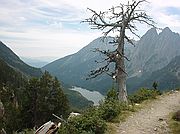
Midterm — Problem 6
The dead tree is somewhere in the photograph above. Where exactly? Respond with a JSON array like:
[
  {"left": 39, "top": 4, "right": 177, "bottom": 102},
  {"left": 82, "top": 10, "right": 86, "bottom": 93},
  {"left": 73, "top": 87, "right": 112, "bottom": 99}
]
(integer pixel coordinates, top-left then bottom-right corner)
[{"left": 83, "top": 0, "right": 156, "bottom": 102}]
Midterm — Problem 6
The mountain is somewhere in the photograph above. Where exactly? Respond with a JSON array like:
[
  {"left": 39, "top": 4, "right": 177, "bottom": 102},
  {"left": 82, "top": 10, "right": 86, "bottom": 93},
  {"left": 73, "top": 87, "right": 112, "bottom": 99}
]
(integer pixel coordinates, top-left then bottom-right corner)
[
  {"left": 20, "top": 57, "right": 49, "bottom": 68},
  {"left": 126, "top": 27, "right": 180, "bottom": 92},
  {"left": 43, "top": 27, "right": 180, "bottom": 94},
  {"left": 43, "top": 37, "right": 122, "bottom": 94},
  {"left": 127, "top": 55, "right": 180, "bottom": 93},
  {"left": 140, "top": 55, "right": 180, "bottom": 90},
  {"left": 0, "top": 41, "right": 42, "bottom": 77},
  {"left": 128, "top": 27, "right": 180, "bottom": 77}
]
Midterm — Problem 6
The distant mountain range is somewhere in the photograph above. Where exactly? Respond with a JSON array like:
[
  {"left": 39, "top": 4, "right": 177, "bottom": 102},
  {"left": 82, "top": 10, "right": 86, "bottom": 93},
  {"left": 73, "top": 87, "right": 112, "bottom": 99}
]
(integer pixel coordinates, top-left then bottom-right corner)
[
  {"left": 20, "top": 57, "right": 49, "bottom": 68},
  {"left": 43, "top": 27, "right": 180, "bottom": 95}
]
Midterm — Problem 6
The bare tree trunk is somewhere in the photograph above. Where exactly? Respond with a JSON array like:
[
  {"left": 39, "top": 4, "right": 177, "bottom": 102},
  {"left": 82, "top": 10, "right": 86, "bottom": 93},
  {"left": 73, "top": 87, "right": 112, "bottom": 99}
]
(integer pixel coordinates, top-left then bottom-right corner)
[
  {"left": 117, "top": 27, "right": 128, "bottom": 102},
  {"left": 117, "top": 59, "right": 128, "bottom": 102}
]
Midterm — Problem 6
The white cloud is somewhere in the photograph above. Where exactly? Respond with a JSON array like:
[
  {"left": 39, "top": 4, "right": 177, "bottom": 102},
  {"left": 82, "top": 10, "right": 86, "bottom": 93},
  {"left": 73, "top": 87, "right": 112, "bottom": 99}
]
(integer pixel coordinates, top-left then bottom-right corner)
[
  {"left": 0, "top": 26, "right": 101, "bottom": 58},
  {"left": 0, "top": 0, "right": 180, "bottom": 60}
]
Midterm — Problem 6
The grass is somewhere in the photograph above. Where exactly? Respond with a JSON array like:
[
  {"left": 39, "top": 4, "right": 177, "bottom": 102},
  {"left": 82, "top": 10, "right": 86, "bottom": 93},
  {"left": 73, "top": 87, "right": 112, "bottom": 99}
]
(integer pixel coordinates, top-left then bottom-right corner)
[
  {"left": 105, "top": 123, "right": 117, "bottom": 134},
  {"left": 168, "top": 112, "right": 180, "bottom": 134}
]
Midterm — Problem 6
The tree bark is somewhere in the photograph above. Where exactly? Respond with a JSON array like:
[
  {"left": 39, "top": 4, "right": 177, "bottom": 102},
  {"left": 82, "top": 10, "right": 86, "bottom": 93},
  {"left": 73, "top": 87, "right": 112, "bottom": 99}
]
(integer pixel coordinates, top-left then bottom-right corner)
[
  {"left": 117, "top": 60, "right": 128, "bottom": 102},
  {"left": 117, "top": 26, "right": 128, "bottom": 102}
]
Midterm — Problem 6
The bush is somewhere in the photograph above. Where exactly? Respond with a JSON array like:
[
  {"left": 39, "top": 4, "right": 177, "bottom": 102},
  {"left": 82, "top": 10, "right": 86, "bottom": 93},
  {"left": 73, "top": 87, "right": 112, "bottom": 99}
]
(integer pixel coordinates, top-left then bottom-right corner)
[
  {"left": 58, "top": 88, "right": 130, "bottom": 133},
  {"left": 58, "top": 107, "right": 107, "bottom": 134},
  {"left": 99, "top": 99, "right": 123, "bottom": 121},
  {"left": 58, "top": 123, "right": 79, "bottom": 134},
  {"left": 129, "top": 88, "right": 161, "bottom": 103},
  {"left": 98, "top": 89, "right": 128, "bottom": 121}
]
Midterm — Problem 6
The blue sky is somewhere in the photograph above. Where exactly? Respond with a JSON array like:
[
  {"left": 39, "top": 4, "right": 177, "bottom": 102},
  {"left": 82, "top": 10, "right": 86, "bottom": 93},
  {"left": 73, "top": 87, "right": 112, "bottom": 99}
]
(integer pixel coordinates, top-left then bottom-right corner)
[{"left": 0, "top": 0, "right": 180, "bottom": 61}]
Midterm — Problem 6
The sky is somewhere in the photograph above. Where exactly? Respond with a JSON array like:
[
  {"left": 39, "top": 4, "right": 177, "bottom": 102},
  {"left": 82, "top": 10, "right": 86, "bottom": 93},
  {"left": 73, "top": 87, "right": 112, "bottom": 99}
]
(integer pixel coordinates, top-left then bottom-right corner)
[{"left": 0, "top": 0, "right": 180, "bottom": 61}]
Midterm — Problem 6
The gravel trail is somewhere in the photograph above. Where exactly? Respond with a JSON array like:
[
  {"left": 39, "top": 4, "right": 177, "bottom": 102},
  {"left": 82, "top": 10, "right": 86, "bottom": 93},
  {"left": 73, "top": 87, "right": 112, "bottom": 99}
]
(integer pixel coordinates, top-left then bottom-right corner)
[{"left": 116, "top": 91, "right": 180, "bottom": 134}]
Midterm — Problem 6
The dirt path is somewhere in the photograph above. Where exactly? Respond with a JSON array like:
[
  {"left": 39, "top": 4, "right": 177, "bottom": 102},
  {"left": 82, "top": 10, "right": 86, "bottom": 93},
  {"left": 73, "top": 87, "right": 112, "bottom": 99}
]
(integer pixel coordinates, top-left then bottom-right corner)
[{"left": 116, "top": 91, "right": 180, "bottom": 134}]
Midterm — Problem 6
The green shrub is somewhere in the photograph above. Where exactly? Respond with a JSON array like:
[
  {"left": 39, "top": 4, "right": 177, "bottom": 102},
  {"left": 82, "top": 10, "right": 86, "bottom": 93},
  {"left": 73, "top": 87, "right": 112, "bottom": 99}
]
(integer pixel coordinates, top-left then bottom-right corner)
[
  {"left": 129, "top": 88, "right": 161, "bottom": 103},
  {"left": 58, "top": 88, "right": 131, "bottom": 133},
  {"left": 58, "top": 123, "right": 79, "bottom": 134},
  {"left": 98, "top": 99, "right": 120, "bottom": 121},
  {"left": 98, "top": 89, "right": 129, "bottom": 121},
  {"left": 58, "top": 107, "right": 106, "bottom": 134},
  {"left": 105, "top": 88, "right": 118, "bottom": 101}
]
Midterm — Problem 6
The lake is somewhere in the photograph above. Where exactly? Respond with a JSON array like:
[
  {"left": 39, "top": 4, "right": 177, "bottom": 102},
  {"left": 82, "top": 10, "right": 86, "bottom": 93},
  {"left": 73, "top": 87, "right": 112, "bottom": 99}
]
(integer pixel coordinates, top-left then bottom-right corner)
[{"left": 69, "top": 86, "right": 104, "bottom": 105}]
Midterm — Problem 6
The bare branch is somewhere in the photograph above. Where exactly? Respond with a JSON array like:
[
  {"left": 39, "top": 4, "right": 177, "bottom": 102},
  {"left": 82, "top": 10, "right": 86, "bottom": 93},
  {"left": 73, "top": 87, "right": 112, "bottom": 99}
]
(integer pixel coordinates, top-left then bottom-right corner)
[
  {"left": 84, "top": 0, "right": 156, "bottom": 84},
  {"left": 86, "top": 62, "right": 110, "bottom": 80},
  {"left": 125, "top": 35, "right": 135, "bottom": 46}
]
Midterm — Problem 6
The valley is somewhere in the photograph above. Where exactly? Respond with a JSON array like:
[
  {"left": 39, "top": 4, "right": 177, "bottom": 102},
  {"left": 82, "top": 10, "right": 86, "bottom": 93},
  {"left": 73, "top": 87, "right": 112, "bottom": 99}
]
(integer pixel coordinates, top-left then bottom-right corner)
[
  {"left": 1, "top": 0, "right": 180, "bottom": 133},
  {"left": 0, "top": 20, "right": 180, "bottom": 134}
]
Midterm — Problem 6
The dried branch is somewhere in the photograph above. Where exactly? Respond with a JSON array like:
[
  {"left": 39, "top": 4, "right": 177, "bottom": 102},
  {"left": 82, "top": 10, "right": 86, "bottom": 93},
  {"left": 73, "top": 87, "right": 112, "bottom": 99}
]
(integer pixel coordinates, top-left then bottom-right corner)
[
  {"left": 125, "top": 35, "right": 135, "bottom": 46},
  {"left": 86, "top": 62, "right": 110, "bottom": 80}
]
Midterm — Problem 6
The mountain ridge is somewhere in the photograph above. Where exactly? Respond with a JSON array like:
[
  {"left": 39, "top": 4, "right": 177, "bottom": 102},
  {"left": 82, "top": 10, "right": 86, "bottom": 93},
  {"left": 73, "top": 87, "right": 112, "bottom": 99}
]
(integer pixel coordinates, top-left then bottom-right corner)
[{"left": 43, "top": 27, "right": 180, "bottom": 94}]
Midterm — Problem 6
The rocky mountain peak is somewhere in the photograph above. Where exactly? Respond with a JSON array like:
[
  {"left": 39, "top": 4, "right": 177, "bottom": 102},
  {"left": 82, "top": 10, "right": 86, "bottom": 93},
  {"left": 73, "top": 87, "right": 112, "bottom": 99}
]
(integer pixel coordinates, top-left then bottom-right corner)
[
  {"left": 162, "top": 27, "right": 172, "bottom": 33},
  {"left": 159, "top": 27, "right": 175, "bottom": 38},
  {"left": 135, "top": 27, "right": 158, "bottom": 49},
  {"left": 147, "top": 27, "right": 157, "bottom": 34}
]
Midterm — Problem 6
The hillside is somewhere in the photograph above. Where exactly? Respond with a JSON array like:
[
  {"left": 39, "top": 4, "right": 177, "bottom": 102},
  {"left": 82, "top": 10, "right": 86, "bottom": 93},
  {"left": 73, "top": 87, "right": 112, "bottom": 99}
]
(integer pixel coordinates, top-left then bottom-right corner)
[
  {"left": 64, "top": 89, "right": 93, "bottom": 110},
  {"left": 0, "top": 41, "right": 42, "bottom": 77},
  {"left": 127, "top": 55, "right": 180, "bottom": 93},
  {"left": 0, "top": 41, "right": 92, "bottom": 109},
  {"left": 43, "top": 27, "right": 180, "bottom": 94},
  {"left": 0, "top": 58, "right": 26, "bottom": 87},
  {"left": 139, "top": 55, "right": 180, "bottom": 90}
]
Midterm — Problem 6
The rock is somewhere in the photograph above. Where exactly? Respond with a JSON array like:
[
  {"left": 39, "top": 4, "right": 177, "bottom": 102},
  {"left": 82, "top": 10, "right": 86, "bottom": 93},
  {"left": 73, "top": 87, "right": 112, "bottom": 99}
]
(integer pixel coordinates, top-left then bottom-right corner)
[
  {"left": 68, "top": 112, "right": 80, "bottom": 120},
  {"left": 0, "top": 128, "right": 7, "bottom": 134},
  {"left": 158, "top": 118, "right": 164, "bottom": 121},
  {"left": 0, "top": 100, "right": 4, "bottom": 118},
  {"left": 154, "top": 127, "right": 157, "bottom": 131}
]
